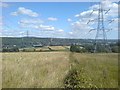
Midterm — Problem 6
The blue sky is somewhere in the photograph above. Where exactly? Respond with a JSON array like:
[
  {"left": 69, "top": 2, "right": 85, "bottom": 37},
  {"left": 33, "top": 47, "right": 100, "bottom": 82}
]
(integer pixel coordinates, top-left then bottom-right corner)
[{"left": 1, "top": 0, "right": 118, "bottom": 39}]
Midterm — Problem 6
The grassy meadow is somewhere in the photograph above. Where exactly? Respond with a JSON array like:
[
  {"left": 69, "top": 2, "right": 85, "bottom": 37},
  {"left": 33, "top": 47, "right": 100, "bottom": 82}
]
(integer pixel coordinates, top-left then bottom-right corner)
[
  {"left": 2, "top": 52, "right": 70, "bottom": 88},
  {"left": 2, "top": 51, "right": 118, "bottom": 88},
  {"left": 0, "top": 53, "right": 2, "bottom": 89},
  {"left": 65, "top": 53, "right": 118, "bottom": 88}
]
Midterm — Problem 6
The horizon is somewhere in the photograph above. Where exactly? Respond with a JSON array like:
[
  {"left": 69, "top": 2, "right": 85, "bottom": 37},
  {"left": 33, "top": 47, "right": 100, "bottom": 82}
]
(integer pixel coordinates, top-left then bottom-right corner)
[{"left": 1, "top": 36, "right": 118, "bottom": 40}]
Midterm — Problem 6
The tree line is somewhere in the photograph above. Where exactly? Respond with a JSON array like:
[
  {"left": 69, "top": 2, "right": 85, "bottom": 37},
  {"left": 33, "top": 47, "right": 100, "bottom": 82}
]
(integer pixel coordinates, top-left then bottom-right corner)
[{"left": 70, "top": 42, "right": 119, "bottom": 53}]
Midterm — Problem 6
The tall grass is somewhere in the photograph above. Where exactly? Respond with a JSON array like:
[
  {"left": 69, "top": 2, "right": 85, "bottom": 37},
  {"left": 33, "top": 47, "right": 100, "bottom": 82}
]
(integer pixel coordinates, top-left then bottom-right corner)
[
  {"left": 64, "top": 53, "right": 118, "bottom": 88},
  {"left": 2, "top": 52, "right": 118, "bottom": 88},
  {"left": 2, "top": 52, "right": 70, "bottom": 88},
  {"left": 0, "top": 53, "right": 2, "bottom": 89}
]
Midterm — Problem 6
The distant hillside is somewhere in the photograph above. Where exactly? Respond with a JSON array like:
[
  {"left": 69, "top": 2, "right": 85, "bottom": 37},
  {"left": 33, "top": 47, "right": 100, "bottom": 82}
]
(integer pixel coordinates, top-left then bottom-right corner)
[{"left": 1, "top": 37, "right": 118, "bottom": 48}]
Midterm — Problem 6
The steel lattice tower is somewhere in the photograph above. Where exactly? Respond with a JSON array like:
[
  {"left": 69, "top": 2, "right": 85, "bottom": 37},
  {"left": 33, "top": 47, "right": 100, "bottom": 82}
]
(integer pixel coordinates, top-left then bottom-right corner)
[{"left": 93, "top": 3, "right": 111, "bottom": 53}]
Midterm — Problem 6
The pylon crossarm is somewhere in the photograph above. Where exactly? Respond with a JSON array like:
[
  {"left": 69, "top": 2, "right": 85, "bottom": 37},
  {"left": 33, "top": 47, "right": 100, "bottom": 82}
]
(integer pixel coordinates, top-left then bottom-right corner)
[
  {"left": 89, "top": 29, "right": 96, "bottom": 32},
  {"left": 87, "top": 19, "right": 97, "bottom": 24},
  {"left": 89, "top": 9, "right": 99, "bottom": 16},
  {"left": 87, "top": 20, "right": 91, "bottom": 24},
  {"left": 105, "top": 29, "right": 112, "bottom": 32},
  {"left": 108, "top": 19, "right": 114, "bottom": 24},
  {"left": 104, "top": 9, "right": 110, "bottom": 14}
]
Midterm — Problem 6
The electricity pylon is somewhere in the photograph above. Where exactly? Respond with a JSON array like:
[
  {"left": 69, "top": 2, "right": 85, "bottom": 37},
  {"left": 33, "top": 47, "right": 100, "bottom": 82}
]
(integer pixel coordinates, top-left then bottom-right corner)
[{"left": 87, "top": 2, "right": 113, "bottom": 53}]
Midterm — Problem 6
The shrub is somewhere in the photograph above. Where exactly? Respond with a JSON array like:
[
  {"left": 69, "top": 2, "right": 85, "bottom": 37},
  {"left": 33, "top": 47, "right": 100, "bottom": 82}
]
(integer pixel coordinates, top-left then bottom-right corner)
[
  {"left": 64, "top": 67, "right": 98, "bottom": 88},
  {"left": 64, "top": 68, "right": 80, "bottom": 89},
  {"left": 22, "top": 48, "right": 35, "bottom": 52},
  {"left": 2, "top": 47, "right": 19, "bottom": 52},
  {"left": 70, "top": 45, "right": 87, "bottom": 53},
  {"left": 111, "top": 46, "right": 119, "bottom": 53}
]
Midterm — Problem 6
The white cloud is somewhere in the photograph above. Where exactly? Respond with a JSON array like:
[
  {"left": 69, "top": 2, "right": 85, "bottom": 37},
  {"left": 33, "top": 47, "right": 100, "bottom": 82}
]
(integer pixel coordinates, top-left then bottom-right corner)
[
  {"left": 58, "top": 29, "right": 64, "bottom": 32},
  {"left": 69, "top": 32, "right": 73, "bottom": 34},
  {"left": 67, "top": 18, "right": 72, "bottom": 22},
  {"left": 75, "top": 10, "right": 98, "bottom": 19},
  {"left": 3, "top": 0, "right": 117, "bottom": 39},
  {"left": 108, "top": 3, "right": 118, "bottom": 18},
  {"left": 0, "top": 16, "right": 2, "bottom": 34},
  {"left": 75, "top": 14, "right": 79, "bottom": 17},
  {"left": 38, "top": 24, "right": 55, "bottom": 31},
  {"left": 89, "top": 4, "right": 99, "bottom": 10},
  {"left": 0, "top": 16, "right": 2, "bottom": 26},
  {"left": 0, "top": 2, "right": 9, "bottom": 8},
  {"left": 11, "top": 7, "right": 39, "bottom": 17},
  {"left": 17, "top": 18, "right": 67, "bottom": 38},
  {"left": 18, "top": 18, "right": 56, "bottom": 31},
  {"left": 18, "top": 18, "right": 44, "bottom": 25},
  {"left": 48, "top": 17, "right": 58, "bottom": 21},
  {"left": 20, "top": 23, "right": 55, "bottom": 31},
  {"left": 101, "top": 0, "right": 112, "bottom": 9},
  {"left": 75, "top": 0, "right": 118, "bottom": 19},
  {"left": 71, "top": 21, "right": 91, "bottom": 31},
  {"left": 0, "top": 22, "right": 2, "bottom": 25},
  {"left": 2, "top": 29, "right": 25, "bottom": 37},
  {"left": 10, "top": 12, "right": 17, "bottom": 16}
]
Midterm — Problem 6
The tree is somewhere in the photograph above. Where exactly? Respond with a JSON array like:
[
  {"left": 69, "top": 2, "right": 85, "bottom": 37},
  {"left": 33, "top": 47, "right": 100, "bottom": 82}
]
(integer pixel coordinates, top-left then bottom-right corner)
[
  {"left": 2, "top": 47, "right": 19, "bottom": 52},
  {"left": 70, "top": 45, "right": 87, "bottom": 53}
]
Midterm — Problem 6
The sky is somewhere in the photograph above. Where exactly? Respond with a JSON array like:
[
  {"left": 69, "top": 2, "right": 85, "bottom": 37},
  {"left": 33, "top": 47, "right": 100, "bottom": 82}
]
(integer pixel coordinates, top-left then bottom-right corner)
[{"left": 0, "top": 0, "right": 118, "bottom": 39}]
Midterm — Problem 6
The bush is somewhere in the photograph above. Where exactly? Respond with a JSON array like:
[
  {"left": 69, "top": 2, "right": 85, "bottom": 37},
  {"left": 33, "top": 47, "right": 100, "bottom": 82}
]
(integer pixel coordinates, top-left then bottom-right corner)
[
  {"left": 22, "top": 48, "right": 35, "bottom": 52},
  {"left": 64, "top": 68, "right": 80, "bottom": 89},
  {"left": 84, "top": 44, "right": 94, "bottom": 53},
  {"left": 2, "top": 48, "right": 8, "bottom": 52},
  {"left": 64, "top": 67, "right": 97, "bottom": 88},
  {"left": 70, "top": 45, "right": 87, "bottom": 53},
  {"left": 2, "top": 47, "right": 19, "bottom": 52},
  {"left": 111, "top": 46, "right": 119, "bottom": 53},
  {"left": 12, "top": 47, "right": 19, "bottom": 52}
]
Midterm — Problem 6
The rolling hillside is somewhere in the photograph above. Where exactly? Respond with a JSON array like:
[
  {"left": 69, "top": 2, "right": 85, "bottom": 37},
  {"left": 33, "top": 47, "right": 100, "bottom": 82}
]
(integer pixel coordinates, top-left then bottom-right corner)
[{"left": 1, "top": 37, "right": 117, "bottom": 48}]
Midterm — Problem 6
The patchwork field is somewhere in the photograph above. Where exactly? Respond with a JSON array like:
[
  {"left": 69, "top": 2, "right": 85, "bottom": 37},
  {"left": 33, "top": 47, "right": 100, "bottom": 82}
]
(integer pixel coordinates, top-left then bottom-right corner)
[
  {"left": 19, "top": 46, "right": 70, "bottom": 52},
  {"left": 2, "top": 52, "right": 118, "bottom": 88}
]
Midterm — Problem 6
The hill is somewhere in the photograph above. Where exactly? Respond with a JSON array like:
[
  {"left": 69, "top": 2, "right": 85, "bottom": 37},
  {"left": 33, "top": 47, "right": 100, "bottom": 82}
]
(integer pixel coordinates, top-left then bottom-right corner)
[{"left": 1, "top": 37, "right": 118, "bottom": 48}]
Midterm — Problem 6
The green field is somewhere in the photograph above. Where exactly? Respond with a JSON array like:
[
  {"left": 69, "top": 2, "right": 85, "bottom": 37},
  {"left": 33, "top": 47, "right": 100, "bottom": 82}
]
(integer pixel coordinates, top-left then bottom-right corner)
[
  {"left": 19, "top": 46, "right": 70, "bottom": 52},
  {"left": 2, "top": 52, "right": 118, "bottom": 88}
]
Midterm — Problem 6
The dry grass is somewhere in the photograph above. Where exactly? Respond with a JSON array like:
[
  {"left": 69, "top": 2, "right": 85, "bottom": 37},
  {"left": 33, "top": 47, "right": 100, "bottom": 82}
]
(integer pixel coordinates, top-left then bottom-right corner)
[
  {"left": 69, "top": 53, "right": 118, "bottom": 88},
  {"left": 35, "top": 46, "right": 70, "bottom": 51},
  {"left": 2, "top": 52, "right": 70, "bottom": 88},
  {"left": 35, "top": 47, "right": 50, "bottom": 52},
  {"left": 2, "top": 52, "right": 118, "bottom": 88},
  {"left": 49, "top": 46, "right": 69, "bottom": 51},
  {"left": 0, "top": 53, "right": 2, "bottom": 89}
]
